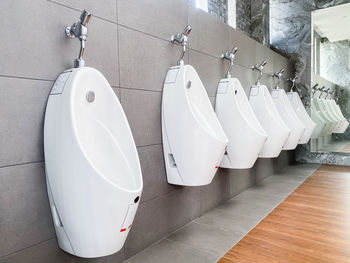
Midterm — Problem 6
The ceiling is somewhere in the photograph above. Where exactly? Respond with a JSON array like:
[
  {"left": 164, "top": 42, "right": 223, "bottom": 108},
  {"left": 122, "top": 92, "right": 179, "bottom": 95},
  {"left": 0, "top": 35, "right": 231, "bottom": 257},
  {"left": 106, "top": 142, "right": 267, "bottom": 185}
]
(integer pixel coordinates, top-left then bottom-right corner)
[{"left": 313, "top": 3, "right": 350, "bottom": 42}]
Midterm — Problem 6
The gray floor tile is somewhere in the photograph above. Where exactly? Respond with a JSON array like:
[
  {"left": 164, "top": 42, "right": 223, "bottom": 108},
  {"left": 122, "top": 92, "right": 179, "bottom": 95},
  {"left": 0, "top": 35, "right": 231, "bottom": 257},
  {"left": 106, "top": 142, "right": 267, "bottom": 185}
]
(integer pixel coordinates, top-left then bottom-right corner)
[
  {"left": 195, "top": 208, "right": 262, "bottom": 234},
  {"left": 126, "top": 238, "right": 217, "bottom": 263},
  {"left": 167, "top": 222, "right": 244, "bottom": 258}
]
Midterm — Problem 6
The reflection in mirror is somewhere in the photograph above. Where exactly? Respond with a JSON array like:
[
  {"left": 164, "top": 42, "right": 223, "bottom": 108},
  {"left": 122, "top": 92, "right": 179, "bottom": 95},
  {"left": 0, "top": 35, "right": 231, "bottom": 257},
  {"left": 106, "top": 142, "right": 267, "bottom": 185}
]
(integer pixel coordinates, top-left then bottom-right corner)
[{"left": 311, "top": 3, "right": 350, "bottom": 153}]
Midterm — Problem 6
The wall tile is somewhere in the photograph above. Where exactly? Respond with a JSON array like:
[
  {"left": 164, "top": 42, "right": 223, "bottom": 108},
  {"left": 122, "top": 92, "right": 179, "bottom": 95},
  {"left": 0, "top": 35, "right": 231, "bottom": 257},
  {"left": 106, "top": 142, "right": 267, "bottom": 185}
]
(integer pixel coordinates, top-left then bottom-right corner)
[
  {"left": 137, "top": 144, "right": 179, "bottom": 203},
  {"left": 222, "top": 168, "right": 256, "bottom": 198},
  {"left": 0, "top": 0, "right": 119, "bottom": 86},
  {"left": 199, "top": 171, "right": 231, "bottom": 214},
  {"left": 0, "top": 77, "right": 52, "bottom": 166},
  {"left": 121, "top": 89, "right": 162, "bottom": 147},
  {"left": 118, "top": 0, "right": 188, "bottom": 40},
  {"left": 118, "top": 26, "right": 186, "bottom": 92},
  {"left": 0, "top": 238, "right": 125, "bottom": 263},
  {"left": 228, "top": 28, "right": 257, "bottom": 69},
  {"left": 48, "top": 0, "right": 118, "bottom": 22},
  {"left": 124, "top": 187, "right": 201, "bottom": 258},
  {"left": 188, "top": 3, "right": 230, "bottom": 57},
  {"left": 189, "top": 49, "right": 226, "bottom": 97},
  {"left": 0, "top": 163, "right": 54, "bottom": 257}
]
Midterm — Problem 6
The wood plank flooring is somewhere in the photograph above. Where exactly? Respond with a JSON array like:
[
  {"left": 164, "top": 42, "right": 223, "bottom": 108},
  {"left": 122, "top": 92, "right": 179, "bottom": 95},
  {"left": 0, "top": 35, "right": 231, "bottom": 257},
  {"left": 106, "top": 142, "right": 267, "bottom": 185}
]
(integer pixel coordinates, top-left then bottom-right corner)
[{"left": 218, "top": 164, "right": 350, "bottom": 263}]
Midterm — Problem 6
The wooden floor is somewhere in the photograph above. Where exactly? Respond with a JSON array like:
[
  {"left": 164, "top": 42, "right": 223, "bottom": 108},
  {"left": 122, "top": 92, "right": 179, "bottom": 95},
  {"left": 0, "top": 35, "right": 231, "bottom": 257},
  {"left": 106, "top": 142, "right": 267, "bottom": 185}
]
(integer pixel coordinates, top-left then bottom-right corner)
[{"left": 218, "top": 164, "right": 350, "bottom": 263}]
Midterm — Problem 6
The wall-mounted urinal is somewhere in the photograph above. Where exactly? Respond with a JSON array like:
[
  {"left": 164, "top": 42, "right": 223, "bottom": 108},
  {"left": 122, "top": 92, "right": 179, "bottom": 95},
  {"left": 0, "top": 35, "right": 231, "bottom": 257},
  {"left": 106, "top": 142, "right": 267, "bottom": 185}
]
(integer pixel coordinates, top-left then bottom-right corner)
[
  {"left": 288, "top": 92, "right": 316, "bottom": 144},
  {"left": 312, "top": 98, "right": 337, "bottom": 134},
  {"left": 286, "top": 76, "right": 315, "bottom": 144},
  {"left": 215, "top": 48, "right": 267, "bottom": 169},
  {"left": 333, "top": 102, "right": 349, "bottom": 133},
  {"left": 44, "top": 12, "right": 143, "bottom": 258},
  {"left": 320, "top": 99, "right": 342, "bottom": 131},
  {"left": 270, "top": 69, "right": 305, "bottom": 150},
  {"left": 248, "top": 61, "right": 290, "bottom": 158},
  {"left": 325, "top": 99, "right": 347, "bottom": 133},
  {"left": 162, "top": 27, "right": 228, "bottom": 186},
  {"left": 311, "top": 102, "right": 327, "bottom": 139}
]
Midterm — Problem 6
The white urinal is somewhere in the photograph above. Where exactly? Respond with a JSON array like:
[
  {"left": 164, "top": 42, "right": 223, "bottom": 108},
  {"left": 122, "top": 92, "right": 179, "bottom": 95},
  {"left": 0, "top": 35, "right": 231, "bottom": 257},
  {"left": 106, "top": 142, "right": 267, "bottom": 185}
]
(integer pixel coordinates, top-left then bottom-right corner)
[
  {"left": 249, "top": 85, "right": 290, "bottom": 158},
  {"left": 334, "top": 103, "right": 349, "bottom": 133},
  {"left": 321, "top": 99, "right": 342, "bottom": 131},
  {"left": 312, "top": 98, "right": 336, "bottom": 134},
  {"left": 287, "top": 92, "right": 316, "bottom": 144},
  {"left": 215, "top": 78, "right": 267, "bottom": 169},
  {"left": 271, "top": 89, "right": 305, "bottom": 150},
  {"left": 44, "top": 67, "right": 143, "bottom": 258},
  {"left": 311, "top": 102, "right": 327, "bottom": 139},
  {"left": 162, "top": 64, "right": 228, "bottom": 186},
  {"left": 326, "top": 100, "right": 347, "bottom": 133}
]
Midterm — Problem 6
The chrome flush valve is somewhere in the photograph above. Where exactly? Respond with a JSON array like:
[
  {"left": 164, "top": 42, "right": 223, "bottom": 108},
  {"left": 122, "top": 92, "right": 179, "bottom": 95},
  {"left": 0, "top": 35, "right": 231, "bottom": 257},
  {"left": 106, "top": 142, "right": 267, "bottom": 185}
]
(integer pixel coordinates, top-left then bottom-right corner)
[
  {"left": 252, "top": 60, "right": 267, "bottom": 85},
  {"left": 288, "top": 75, "right": 298, "bottom": 92},
  {"left": 272, "top": 68, "right": 285, "bottom": 89},
  {"left": 221, "top": 46, "right": 238, "bottom": 78},
  {"left": 65, "top": 10, "right": 92, "bottom": 68},
  {"left": 171, "top": 25, "right": 192, "bottom": 65}
]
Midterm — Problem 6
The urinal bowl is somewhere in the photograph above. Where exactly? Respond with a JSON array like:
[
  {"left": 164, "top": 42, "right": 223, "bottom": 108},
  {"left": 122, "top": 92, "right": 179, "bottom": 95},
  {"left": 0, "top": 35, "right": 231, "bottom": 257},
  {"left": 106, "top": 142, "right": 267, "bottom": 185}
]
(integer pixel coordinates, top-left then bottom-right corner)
[
  {"left": 215, "top": 78, "right": 267, "bottom": 169},
  {"left": 287, "top": 92, "right": 316, "bottom": 144},
  {"left": 271, "top": 89, "right": 305, "bottom": 150},
  {"left": 312, "top": 98, "right": 336, "bottom": 135},
  {"left": 311, "top": 103, "right": 326, "bottom": 139},
  {"left": 249, "top": 85, "right": 290, "bottom": 158},
  {"left": 162, "top": 64, "right": 228, "bottom": 186},
  {"left": 44, "top": 67, "right": 143, "bottom": 258}
]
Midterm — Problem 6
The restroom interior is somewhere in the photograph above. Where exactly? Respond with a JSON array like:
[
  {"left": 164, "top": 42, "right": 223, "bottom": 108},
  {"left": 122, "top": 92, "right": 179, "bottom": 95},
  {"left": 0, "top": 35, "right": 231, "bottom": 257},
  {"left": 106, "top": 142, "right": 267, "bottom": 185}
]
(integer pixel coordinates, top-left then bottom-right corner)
[{"left": 1, "top": 0, "right": 350, "bottom": 262}]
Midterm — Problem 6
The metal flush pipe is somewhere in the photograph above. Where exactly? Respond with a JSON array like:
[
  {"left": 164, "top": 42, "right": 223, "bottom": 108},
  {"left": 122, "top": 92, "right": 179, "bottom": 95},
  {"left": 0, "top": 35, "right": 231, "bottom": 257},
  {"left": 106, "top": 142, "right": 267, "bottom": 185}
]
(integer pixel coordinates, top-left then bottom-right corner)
[
  {"left": 288, "top": 75, "right": 298, "bottom": 92},
  {"left": 252, "top": 60, "right": 267, "bottom": 85},
  {"left": 312, "top": 83, "right": 319, "bottom": 96},
  {"left": 171, "top": 25, "right": 192, "bottom": 65},
  {"left": 221, "top": 46, "right": 238, "bottom": 78},
  {"left": 65, "top": 10, "right": 92, "bottom": 68},
  {"left": 271, "top": 68, "right": 285, "bottom": 89}
]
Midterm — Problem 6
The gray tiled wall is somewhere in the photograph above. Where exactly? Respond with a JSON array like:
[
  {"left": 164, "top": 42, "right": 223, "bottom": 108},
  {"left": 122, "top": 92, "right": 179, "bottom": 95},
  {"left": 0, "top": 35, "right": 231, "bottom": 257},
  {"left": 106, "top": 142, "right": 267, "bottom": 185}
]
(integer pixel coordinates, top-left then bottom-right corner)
[{"left": 0, "top": 0, "right": 294, "bottom": 262}]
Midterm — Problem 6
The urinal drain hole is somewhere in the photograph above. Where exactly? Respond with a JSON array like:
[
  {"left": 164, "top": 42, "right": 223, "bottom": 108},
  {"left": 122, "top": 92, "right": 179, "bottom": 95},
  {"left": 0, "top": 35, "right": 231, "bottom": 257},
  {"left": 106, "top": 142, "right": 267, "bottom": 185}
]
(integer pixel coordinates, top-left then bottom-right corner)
[
  {"left": 186, "top": 81, "right": 191, "bottom": 89},
  {"left": 235, "top": 90, "right": 237, "bottom": 95},
  {"left": 134, "top": 196, "right": 140, "bottom": 203}
]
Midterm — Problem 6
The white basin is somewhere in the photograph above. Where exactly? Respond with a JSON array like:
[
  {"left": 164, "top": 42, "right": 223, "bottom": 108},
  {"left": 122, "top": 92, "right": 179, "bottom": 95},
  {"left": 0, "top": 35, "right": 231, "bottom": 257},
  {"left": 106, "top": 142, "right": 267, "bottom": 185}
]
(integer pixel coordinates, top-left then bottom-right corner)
[
  {"left": 249, "top": 85, "right": 290, "bottom": 158},
  {"left": 44, "top": 67, "right": 143, "bottom": 258},
  {"left": 271, "top": 89, "right": 305, "bottom": 150},
  {"left": 311, "top": 102, "right": 327, "bottom": 139},
  {"left": 287, "top": 91, "right": 316, "bottom": 144},
  {"left": 215, "top": 78, "right": 267, "bottom": 169},
  {"left": 162, "top": 64, "right": 228, "bottom": 186}
]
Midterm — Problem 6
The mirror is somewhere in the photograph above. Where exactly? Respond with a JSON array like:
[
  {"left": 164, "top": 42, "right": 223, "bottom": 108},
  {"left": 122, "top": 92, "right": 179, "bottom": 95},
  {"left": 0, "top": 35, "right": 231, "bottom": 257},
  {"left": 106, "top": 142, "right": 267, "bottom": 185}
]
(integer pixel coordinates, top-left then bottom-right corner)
[{"left": 311, "top": 3, "right": 350, "bottom": 153}]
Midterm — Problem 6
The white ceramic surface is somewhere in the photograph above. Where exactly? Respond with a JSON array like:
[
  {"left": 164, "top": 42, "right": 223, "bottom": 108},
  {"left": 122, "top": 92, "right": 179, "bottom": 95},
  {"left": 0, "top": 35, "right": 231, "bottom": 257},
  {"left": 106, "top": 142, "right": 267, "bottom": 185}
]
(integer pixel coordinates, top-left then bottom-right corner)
[
  {"left": 44, "top": 67, "right": 143, "bottom": 258},
  {"left": 287, "top": 91, "right": 316, "bottom": 144},
  {"left": 249, "top": 85, "right": 290, "bottom": 158},
  {"left": 271, "top": 89, "right": 305, "bottom": 150},
  {"left": 215, "top": 78, "right": 267, "bottom": 169},
  {"left": 162, "top": 64, "right": 228, "bottom": 186}
]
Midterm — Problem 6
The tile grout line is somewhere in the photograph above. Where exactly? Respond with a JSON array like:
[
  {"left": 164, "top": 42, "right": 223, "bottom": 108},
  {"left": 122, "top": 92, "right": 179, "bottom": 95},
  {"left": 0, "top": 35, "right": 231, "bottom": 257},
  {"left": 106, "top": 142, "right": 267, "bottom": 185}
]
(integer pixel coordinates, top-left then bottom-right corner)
[
  {"left": 0, "top": 160, "right": 44, "bottom": 170},
  {"left": 0, "top": 238, "right": 56, "bottom": 260}
]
